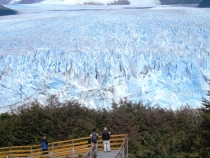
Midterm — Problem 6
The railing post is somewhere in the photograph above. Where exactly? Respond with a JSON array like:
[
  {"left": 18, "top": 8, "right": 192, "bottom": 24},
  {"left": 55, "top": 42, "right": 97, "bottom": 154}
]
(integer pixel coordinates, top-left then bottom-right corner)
[
  {"left": 126, "top": 136, "right": 128, "bottom": 158},
  {"left": 123, "top": 145, "right": 125, "bottom": 158},
  {"left": 30, "top": 146, "right": 33, "bottom": 158},
  {"left": 72, "top": 141, "right": 75, "bottom": 158},
  {"left": 10, "top": 147, "right": 12, "bottom": 158},
  {"left": 50, "top": 152, "right": 53, "bottom": 158},
  {"left": 51, "top": 144, "right": 54, "bottom": 158}
]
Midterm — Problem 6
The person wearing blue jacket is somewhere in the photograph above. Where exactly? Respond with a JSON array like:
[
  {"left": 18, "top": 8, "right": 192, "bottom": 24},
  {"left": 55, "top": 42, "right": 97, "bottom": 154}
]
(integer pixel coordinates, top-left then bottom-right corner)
[{"left": 41, "top": 136, "right": 48, "bottom": 155}]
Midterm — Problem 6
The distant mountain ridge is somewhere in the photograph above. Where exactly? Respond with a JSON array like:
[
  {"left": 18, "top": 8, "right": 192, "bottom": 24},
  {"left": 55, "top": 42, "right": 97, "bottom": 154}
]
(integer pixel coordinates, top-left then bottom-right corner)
[
  {"left": 160, "top": 0, "right": 202, "bottom": 5},
  {"left": 0, "top": 4, "right": 17, "bottom": 15},
  {"left": 198, "top": 0, "right": 210, "bottom": 8},
  {"left": 0, "top": 0, "right": 202, "bottom": 4},
  {"left": 0, "top": 0, "right": 10, "bottom": 4},
  {"left": 19, "top": 0, "right": 42, "bottom": 4},
  {"left": 108, "top": 0, "right": 130, "bottom": 5}
]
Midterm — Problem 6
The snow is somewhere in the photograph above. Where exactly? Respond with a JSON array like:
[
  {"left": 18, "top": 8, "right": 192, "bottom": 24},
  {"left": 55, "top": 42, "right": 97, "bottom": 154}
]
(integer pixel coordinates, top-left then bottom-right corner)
[{"left": 0, "top": 4, "right": 210, "bottom": 112}]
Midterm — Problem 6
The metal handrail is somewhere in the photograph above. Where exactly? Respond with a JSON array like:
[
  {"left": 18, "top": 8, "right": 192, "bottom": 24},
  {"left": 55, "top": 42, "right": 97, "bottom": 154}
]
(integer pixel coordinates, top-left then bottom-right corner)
[
  {"left": 115, "top": 134, "right": 128, "bottom": 158},
  {"left": 83, "top": 144, "right": 97, "bottom": 158}
]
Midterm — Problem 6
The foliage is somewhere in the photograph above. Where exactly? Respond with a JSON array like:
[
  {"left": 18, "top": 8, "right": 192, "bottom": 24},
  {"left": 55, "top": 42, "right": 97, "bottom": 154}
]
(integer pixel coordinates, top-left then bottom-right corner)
[
  {"left": 0, "top": 93, "right": 207, "bottom": 157},
  {"left": 198, "top": 82, "right": 210, "bottom": 156}
]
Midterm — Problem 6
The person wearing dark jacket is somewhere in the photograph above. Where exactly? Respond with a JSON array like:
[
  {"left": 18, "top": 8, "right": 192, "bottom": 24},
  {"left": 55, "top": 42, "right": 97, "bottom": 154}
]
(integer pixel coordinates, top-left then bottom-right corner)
[
  {"left": 90, "top": 128, "right": 99, "bottom": 152},
  {"left": 102, "top": 127, "right": 111, "bottom": 153},
  {"left": 41, "top": 136, "right": 48, "bottom": 155}
]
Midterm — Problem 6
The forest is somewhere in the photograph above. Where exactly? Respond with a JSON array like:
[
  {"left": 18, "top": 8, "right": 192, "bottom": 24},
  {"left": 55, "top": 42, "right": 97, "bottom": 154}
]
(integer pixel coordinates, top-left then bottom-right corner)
[{"left": 0, "top": 82, "right": 210, "bottom": 158}]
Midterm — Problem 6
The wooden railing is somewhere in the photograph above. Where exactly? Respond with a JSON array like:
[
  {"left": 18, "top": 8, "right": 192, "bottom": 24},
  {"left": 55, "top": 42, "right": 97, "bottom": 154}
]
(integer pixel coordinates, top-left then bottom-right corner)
[
  {"left": 84, "top": 134, "right": 127, "bottom": 158},
  {"left": 0, "top": 137, "right": 91, "bottom": 158},
  {"left": 0, "top": 134, "right": 127, "bottom": 158},
  {"left": 115, "top": 134, "right": 128, "bottom": 158}
]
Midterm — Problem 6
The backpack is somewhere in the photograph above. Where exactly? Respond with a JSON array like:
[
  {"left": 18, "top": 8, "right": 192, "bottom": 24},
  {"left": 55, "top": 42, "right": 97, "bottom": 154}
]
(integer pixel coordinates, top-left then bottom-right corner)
[
  {"left": 91, "top": 132, "right": 97, "bottom": 143},
  {"left": 41, "top": 140, "right": 48, "bottom": 150}
]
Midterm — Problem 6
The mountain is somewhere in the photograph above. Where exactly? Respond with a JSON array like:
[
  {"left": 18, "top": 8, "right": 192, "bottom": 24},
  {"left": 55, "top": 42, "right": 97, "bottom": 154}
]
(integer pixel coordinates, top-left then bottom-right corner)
[
  {"left": 0, "top": 0, "right": 10, "bottom": 4},
  {"left": 19, "top": 0, "right": 42, "bottom": 4},
  {"left": 0, "top": 4, "right": 210, "bottom": 111},
  {"left": 108, "top": 0, "right": 131, "bottom": 5},
  {"left": 160, "top": 0, "right": 202, "bottom": 5},
  {"left": 0, "top": 0, "right": 202, "bottom": 5},
  {"left": 199, "top": 0, "right": 210, "bottom": 8},
  {"left": 2, "top": 0, "right": 199, "bottom": 5},
  {"left": 0, "top": 0, "right": 159, "bottom": 5},
  {"left": 83, "top": 2, "right": 103, "bottom": 5},
  {"left": 0, "top": 4, "right": 17, "bottom": 15}
]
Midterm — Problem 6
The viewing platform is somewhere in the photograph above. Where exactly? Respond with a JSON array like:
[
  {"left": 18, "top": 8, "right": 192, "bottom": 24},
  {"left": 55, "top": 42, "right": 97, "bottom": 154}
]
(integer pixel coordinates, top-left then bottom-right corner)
[{"left": 0, "top": 134, "right": 128, "bottom": 158}]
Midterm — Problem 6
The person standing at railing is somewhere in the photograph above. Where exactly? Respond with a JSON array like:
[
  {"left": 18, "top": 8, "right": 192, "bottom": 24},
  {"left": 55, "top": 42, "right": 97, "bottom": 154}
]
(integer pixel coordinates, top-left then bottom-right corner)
[
  {"left": 102, "top": 127, "right": 111, "bottom": 153},
  {"left": 41, "top": 136, "right": 48, "bottom": 155},
  {"left": 90, "top": 128, "right": 98, "bottom": 151}
]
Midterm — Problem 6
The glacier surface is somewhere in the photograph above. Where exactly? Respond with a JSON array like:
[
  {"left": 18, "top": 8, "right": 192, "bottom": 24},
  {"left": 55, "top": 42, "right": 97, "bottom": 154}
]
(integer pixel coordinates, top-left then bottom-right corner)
[
  {"left": 38, "top": 0, "right": 160, "bottom": 5},
  {"left": 7, "top": 0, "right": 160, "bottom": 5},
  {"left": 0, "top": 4, "right": 210, "bottom": 111}
]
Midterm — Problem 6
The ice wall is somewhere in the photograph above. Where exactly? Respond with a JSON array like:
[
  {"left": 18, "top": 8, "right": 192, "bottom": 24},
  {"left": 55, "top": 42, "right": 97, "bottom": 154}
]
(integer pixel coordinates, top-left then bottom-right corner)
[
  {"left": 0, "top": 5, "right": 210, "bottom": 111},
  {"left": 40, "top": 0, "right": 160, "bottom": 5}
]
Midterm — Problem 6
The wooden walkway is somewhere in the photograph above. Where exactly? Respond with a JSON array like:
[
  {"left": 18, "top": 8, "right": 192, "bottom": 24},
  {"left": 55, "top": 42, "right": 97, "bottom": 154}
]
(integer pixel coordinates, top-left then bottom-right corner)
[
  {"left": 0, "top": 134, "right": 128, "bottom": 158},
  {"left": 97, "top": 150, "right": 118, "bottom": 158}
]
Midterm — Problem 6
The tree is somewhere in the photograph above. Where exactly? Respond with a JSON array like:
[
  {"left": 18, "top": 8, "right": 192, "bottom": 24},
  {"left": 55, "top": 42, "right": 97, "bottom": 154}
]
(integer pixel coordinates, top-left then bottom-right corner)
[{"left": 199, "top": 81, "right": 210, "bottom": 157}]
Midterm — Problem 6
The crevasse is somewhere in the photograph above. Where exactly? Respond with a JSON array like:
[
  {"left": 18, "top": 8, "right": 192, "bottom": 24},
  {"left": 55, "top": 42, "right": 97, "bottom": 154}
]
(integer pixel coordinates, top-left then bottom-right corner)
[{"left": 0, "top": 5, "right": 210, "bottom": 110}]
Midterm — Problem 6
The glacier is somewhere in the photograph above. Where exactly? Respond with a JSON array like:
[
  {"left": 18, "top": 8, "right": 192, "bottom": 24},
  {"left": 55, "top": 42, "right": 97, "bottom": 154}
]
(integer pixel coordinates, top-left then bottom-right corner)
[
  {"left": 0, "top": 4, "right": 210, "bottom": 112},
  {"left": 6, "top": 0, "right": 160, "bottom": 5},
  {"left": 40, "top": 0, "right": 160, "bottom": 6}
]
